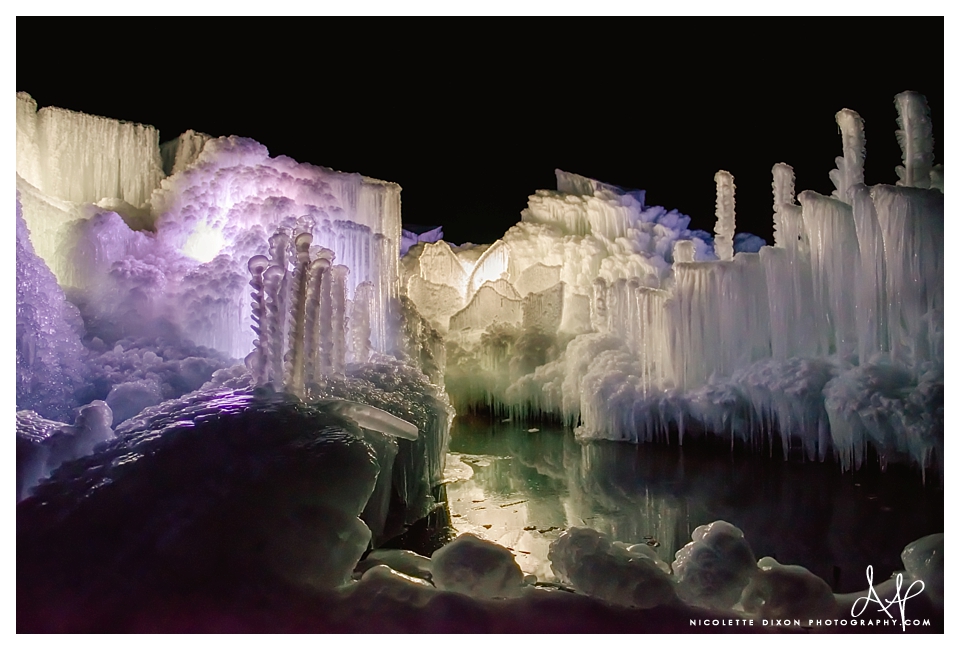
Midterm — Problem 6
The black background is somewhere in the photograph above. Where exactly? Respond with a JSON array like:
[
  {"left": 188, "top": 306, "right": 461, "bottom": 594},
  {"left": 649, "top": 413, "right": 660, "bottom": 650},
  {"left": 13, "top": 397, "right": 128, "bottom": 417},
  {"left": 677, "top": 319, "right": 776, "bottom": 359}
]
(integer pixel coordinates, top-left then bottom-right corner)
[{"left": 17, "top": 17, "right": 943, "bottom": 246}]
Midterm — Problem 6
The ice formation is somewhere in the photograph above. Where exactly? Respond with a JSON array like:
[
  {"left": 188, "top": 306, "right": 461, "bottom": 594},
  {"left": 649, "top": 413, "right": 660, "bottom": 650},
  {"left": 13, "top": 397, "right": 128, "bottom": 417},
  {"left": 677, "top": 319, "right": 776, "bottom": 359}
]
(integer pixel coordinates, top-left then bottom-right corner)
[
  {"left": 16, "top": 400, "right": 114, "bottom": 500},
  {"left": 14, "top": 90, "right": 944, "bottom": 632},
  {"left": 15, "top": 92, "right": 455, "bottom": 551},
  {"left": 403, "top": 92, "right": 943, "bottom": 479},
  {"left": 16, "top": 92, "right": 402, "bottom": 362}
]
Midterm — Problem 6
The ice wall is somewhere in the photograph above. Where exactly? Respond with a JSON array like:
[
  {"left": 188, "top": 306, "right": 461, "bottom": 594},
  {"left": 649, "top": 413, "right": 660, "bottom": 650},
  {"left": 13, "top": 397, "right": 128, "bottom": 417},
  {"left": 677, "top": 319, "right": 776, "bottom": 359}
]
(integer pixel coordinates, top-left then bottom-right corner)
[
  {"left": 17, "top": 92, "right": 164, "bottom": 208},
  {"left": 404, "top": 93, "right": 943, "bottom": 477}
]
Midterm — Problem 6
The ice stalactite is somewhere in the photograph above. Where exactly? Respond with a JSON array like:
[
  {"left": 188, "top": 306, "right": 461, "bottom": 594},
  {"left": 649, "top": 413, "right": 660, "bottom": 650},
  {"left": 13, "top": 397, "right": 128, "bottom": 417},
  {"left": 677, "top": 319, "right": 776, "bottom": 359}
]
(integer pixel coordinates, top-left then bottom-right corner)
[
  {"left": 771, "top": 163, "right": 796, "bottom": 248},
  {"left": 829, "top": 109, "right": 866, "bottom": 203},
  {"left": 894, "top": 91, "right": 935, "bottom": 189},
  {"left": 713, "top": 170, "right": 735, "bottom": 262}
]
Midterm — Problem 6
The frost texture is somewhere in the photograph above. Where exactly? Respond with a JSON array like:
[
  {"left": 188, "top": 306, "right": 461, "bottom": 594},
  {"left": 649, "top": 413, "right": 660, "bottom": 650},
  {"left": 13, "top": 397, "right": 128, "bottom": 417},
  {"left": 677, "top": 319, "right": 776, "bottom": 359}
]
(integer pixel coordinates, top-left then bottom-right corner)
[{"left": 16, "top": 191, "right": 86, "bottom": 421}]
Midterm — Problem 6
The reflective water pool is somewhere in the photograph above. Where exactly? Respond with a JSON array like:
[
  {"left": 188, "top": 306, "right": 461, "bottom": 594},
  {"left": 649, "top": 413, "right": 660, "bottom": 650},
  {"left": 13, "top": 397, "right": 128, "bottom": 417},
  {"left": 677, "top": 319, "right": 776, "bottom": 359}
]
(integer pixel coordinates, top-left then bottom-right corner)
[{"left": 443, "top": 418, "right": 943, "bottom": 593}]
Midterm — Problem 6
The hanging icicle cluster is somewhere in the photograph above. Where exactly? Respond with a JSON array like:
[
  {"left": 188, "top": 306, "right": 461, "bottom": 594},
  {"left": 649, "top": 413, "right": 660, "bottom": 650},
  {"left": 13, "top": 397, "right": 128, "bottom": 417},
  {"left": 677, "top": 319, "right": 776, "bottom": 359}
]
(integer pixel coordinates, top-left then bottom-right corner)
[{"left": 245, "top": 224, "right": 374, "bottom": 396}]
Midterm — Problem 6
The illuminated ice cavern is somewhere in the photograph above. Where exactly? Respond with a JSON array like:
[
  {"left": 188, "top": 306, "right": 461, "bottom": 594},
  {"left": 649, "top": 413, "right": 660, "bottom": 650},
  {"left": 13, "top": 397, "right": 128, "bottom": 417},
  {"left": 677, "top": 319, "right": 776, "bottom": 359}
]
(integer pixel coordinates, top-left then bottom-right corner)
[{"left": 16, "top": 90, "right": 943, "bottom": 632}]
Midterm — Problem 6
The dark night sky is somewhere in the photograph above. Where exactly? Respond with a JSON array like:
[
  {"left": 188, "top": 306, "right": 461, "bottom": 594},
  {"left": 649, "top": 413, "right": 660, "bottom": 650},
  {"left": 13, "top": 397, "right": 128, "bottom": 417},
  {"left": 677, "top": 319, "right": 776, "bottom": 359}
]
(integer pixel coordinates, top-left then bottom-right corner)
[{"left": 16, "top": 18, "right": 943, "bottom": 247}]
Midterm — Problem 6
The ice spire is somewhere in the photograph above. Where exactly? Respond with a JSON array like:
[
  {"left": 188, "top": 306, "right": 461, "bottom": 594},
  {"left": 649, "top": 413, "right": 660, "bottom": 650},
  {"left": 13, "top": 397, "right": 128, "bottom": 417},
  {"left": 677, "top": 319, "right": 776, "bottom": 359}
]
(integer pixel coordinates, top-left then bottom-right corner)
[
  {"left": 894, "top": 91, "right": 935, "bottom": 188},
  {"left": 771, "top": 163, "right": 796, "bottom": 248},
  {"left": 713, "top": 170, "right": 735, "bottom": 261},
  {"left": 829, "top": 109, "right": 866, "bottom": 203}
]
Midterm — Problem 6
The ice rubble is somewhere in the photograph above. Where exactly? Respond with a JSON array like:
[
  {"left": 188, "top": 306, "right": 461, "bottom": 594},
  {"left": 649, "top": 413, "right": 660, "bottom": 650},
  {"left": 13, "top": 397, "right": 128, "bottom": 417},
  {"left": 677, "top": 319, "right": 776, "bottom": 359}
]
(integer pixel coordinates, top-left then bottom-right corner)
[{"left": 404, "top": 92, "right": 943, "bottom": 477}]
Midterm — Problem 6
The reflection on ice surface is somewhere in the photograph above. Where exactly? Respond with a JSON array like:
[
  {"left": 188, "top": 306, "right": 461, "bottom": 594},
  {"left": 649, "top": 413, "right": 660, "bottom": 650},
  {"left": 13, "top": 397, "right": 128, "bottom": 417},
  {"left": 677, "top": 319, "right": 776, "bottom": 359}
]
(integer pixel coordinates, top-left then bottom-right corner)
[{"left": 444, "top": 420, "right": 942, "bottom": 592}]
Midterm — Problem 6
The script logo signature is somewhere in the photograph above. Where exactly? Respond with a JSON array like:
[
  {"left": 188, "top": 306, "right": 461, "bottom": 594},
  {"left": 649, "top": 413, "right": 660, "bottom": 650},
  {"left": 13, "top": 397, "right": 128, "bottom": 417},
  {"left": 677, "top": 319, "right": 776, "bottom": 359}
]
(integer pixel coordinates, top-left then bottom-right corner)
[{"left": 851, "top": 565, "right": 925, "bottom": 631}]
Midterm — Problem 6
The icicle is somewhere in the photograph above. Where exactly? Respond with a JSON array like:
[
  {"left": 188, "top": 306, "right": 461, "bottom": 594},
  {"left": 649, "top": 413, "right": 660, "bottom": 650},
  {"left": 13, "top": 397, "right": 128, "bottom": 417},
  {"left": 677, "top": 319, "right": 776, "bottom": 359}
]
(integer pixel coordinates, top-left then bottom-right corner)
[
  {"left": 713, "top": 171, "right": 735, "bottom": 261},
  {"left": 829, "top": 109, "right": 866, "bottom": 203}
]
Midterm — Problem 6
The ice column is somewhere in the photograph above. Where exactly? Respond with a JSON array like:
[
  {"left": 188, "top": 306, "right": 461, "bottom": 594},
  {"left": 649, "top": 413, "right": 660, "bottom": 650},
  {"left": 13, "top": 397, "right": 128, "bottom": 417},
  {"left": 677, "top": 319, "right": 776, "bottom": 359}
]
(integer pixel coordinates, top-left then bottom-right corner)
[
  {"left": 246, "top": 227, "right": 364, "bottom": 395},
  {"left": 771, "top": 163, "right": 796, "bottom": 248},
  {"left": 894, "top": 91, "right": 936, "bottom": 189},
  {"left": 829, "top": 109, "right": 866, "bottom": 203},
  {"left": 713, "top": 171, "right": 736, "bottom": 261},
  {"left": 247, "top": 255, "right": 271, "bottom": 385},
  {"left": 303, "top": 255, "right": 332, "bottom": 385}
]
